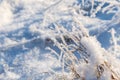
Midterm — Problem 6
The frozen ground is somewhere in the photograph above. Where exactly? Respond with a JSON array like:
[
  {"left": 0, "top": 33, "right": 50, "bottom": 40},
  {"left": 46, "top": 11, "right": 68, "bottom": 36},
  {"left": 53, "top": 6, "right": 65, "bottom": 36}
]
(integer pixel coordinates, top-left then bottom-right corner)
[{"left": 0, "top": 0, "right": 120, "bottom": 80}]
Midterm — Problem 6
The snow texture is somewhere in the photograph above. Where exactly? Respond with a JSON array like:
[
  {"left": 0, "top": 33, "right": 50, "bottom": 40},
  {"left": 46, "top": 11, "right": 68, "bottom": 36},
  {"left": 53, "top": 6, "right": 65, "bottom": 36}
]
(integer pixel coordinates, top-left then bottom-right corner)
[{"left": 0, "top": 0, "right": 120, "bottom": 80}]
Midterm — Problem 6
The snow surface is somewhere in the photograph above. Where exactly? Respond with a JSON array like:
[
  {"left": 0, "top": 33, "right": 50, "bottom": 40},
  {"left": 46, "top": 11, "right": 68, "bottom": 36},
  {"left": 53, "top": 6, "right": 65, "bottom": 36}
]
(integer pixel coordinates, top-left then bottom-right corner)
[{"left": 0, "top": 0, "right": 120, "bottom": 80}]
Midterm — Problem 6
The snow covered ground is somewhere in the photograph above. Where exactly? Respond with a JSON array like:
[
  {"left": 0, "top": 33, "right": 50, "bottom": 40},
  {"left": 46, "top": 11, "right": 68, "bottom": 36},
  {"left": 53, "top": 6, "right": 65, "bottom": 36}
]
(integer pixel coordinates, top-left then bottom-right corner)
[{"left": 0, "top": 0, "right": 120, "bottom": 80}]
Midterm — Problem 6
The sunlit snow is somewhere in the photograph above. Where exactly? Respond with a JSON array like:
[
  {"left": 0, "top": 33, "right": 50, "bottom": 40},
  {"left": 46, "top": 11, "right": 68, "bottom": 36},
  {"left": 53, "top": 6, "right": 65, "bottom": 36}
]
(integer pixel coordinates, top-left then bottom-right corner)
[{"left": 0, "top": 0, "right": 120, "bottom": 80}]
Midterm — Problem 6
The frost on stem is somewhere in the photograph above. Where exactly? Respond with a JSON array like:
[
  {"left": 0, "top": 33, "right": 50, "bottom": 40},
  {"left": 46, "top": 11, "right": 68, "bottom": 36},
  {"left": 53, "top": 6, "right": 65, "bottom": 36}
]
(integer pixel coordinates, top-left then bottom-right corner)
[{"left": 46, "top": 20, "right": 120, "bottom": 80}]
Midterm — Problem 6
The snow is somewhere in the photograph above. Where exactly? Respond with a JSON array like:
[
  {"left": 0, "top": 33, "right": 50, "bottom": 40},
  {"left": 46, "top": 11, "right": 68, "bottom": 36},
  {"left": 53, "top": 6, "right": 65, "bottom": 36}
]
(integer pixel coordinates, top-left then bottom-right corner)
[
  {"left": 0, "top": 1, "right": 13, "bottom": 29},
  {"left": 0, "top": 0, "right": 120, "bottom": 80},
  {"left": 81, "top": 36, "right": 104, "bottom": 64}
]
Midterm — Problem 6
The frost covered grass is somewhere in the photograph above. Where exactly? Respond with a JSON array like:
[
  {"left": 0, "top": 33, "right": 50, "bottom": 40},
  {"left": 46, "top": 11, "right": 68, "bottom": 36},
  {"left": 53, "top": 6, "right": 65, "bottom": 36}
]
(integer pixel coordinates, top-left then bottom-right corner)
[
  {"left": 0, "top": 0, "right": 120, "bottom": 80},
  {"left": 43, "top": 22, "right": 120, "bottom": 80}
]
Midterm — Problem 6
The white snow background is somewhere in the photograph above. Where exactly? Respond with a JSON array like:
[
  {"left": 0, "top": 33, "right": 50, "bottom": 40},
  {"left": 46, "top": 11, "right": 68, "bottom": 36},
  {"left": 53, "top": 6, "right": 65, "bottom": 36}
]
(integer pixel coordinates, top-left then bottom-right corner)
[{"left": 0, "top": 0, "right": 120, "bottom": 80}]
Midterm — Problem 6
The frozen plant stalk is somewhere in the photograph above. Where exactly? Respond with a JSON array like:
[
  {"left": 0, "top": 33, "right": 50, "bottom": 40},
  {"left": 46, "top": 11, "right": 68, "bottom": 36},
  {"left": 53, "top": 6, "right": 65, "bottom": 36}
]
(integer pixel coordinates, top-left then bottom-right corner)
[{"left": 47, "top": 19, "right": 120, "bottom": 80}]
